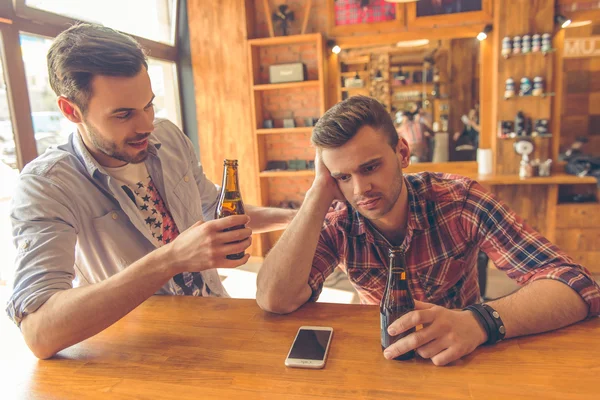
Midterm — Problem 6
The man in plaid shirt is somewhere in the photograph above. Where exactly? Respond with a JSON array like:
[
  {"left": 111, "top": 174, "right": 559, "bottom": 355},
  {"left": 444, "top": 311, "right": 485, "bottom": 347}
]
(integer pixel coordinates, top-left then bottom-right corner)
[{"left": 257, "top": 96, "right": 600, "bottom": 366}]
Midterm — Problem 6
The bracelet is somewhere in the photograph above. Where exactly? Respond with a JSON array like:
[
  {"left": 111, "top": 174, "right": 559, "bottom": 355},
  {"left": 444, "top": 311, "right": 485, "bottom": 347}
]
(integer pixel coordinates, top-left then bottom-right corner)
[{"left": 464, "top": 303, "right": 506, "bottom": 345}]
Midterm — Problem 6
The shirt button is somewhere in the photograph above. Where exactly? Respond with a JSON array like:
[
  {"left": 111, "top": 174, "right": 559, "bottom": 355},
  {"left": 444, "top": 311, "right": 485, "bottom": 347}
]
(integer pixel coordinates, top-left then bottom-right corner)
[
  {"left": 184, "top": 176, "right": 189, "bottom": 183},
  {"left": 21, "top": 241, "right": 30, "bottom": 250},
  {"left": 112, "top": 212, "right": 118, "bottom": 220}
]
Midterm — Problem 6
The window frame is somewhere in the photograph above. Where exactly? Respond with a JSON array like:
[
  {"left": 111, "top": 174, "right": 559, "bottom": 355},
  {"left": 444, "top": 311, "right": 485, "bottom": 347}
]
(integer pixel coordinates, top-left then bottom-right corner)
[{"left": 0, "top": 0, "right": 182, "bottom": 170}]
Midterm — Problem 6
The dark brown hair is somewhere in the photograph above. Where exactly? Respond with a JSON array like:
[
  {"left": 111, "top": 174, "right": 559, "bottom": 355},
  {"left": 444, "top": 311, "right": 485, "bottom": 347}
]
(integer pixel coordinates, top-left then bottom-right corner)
[
  {"left": 47, "top": 23, "right": 148, "bottom": 113},
  {"left": 311, "top": 96, "right": 399, "bottom": 149}
]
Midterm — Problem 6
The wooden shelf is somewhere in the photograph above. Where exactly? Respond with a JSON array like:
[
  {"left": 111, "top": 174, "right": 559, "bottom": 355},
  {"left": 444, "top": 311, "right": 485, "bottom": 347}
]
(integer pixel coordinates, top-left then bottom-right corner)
[
  {"left": 503, "top": 49, "right": 556, "bottom": 59},
  {"left": 504, "top": 93, "right": 556, "bottom": 100},
  {"left": 253, "top": 80, "right": 320, "bottom": 91},
  {"left": 248, "top": 33, "right": 322, "bottom": 47},
  {"left": 341, "top": 87, "right": 368, "bottom": 92},
  {"left": 341, "top": 71, "right": 368, "bottom": 77},
  {"left": 259, "top": 170, "right": 316, "bottom": 178},
  {"left": 476, "top": 173, "right": 597, "bottom": 186},
  {"left": 256, "top": 127, "right": 313, "bottom": 135},
  {"left": 391, "top": 83, "right": 433, "bottom": 90}
]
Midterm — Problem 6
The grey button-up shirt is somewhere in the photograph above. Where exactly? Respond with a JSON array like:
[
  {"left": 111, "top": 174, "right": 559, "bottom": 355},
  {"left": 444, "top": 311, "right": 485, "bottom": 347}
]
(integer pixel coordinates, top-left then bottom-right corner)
[{"left": 6, "top": 119, "right": 228, "bottom": 326}]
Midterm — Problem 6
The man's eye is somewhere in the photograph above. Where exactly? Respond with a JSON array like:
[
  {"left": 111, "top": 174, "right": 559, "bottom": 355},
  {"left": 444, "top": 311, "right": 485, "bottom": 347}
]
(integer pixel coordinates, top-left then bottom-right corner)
[
  {"left": 337, "top": 175, "right": 351, "bottom": 182},
  {"left": 116, "top": 111, "right": 132, "bottom": 120},
  {"left": 365, "top": 164, "right": 378, "bottom": 172},
  {"left": 145, "top": 103, "right": 155, "bottom": 110}
]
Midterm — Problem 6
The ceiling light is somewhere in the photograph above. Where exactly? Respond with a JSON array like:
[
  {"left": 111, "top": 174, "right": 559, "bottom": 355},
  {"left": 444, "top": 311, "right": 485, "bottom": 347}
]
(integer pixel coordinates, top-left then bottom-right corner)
[
  {"left": 477, "top": 25, "right": 493, "bottom": 41},
  {"left": 555, "top": 14, "right": 572, "bottom": 29}
]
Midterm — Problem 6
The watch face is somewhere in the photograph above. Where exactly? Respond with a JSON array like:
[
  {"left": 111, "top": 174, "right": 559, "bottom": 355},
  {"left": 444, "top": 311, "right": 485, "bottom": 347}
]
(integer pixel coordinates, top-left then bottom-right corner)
[{"left": 514, "top": 140, "right": 535, "bottom": 156}]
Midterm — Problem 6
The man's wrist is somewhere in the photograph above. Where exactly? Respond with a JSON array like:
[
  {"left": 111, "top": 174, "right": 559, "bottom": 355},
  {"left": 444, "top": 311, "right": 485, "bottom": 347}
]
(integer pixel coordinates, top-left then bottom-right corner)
[
  {"left": 464, "top": 309, "right": 489, "bottom": 346},
  {"left": 153, "top": 242, "right": 183, "bottom": 277}
]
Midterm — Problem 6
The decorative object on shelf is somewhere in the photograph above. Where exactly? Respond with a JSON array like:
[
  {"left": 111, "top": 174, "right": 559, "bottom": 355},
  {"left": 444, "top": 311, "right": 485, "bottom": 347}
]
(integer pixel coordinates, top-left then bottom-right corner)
[
  {"left": 266, "top": 160, "right": 288, "bottom": 171},
  {"left": 533, "top": 119, "right": 550, "bottom": 136},
  {"left": 440, "top": 114, "right": 449, "bottom": 133},
  {"left": 505, "top": 77, "right": 516, "bottom": 99},
  {"left": 512, "top": 35, "right": 522, "bottom": 55},
  {"left": 532, "top": 34, "right": 541, "bottom": 53},
  {"left": 522, "top": 34, "right": 531, "bottom": 54},
  {"left": 288, "top": 160, "right": 307, "bottom": 170},
  {"left": 272, "top": 4, "right": 295, "bottom": 36},
  {"left": 541, "top": 33, "right": 552, "bottom": 53},
  {"left": 269, "top": 63, "right": 306, "bottom": 84},
  {"left": 304, "top": 117, "right": 318, "bottom": 127},
  {"left": 344, "top": 72, "right": 364, "bottom": 88},
  {"left": 283, "top": 118, "right": 296, "bottom": 129},
  {"left": 515, "top": 111, "right": 526, "bottom": 136},
  {"left": 519, "top": 77, "right": 533, "bottom": 96},
  {"left": 514, "top": 139, "right": 535, "bottom": 179},
  {"left": 538, "top": 159, "right": 552, "bottom": 177},
  {"left": 263, "top": 119, "right": 274, "bottom": 129},
  {"left": 307, "top": 159, "right": 315, "bottom": 169},
  {"left": 502, "top": 36, "right": 512, "bottom": 57},
  {"left": 500, "top": 121, "right": 514, "bottom": 138},
  {"left": 374, "top": 69, "right": 384, "bottom": 81},
  {"left": 532, "top": 76, "right": 545, "bottom": 97}
]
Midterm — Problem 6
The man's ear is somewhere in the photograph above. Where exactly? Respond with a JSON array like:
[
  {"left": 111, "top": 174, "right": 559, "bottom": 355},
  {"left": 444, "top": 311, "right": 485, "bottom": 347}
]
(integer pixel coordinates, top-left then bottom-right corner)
[
  {"left": 396, "top": 137, "right": 410, "bottom": 168},
  {"left": 57, "top": 96, "right": 83, "bottom": 124}
]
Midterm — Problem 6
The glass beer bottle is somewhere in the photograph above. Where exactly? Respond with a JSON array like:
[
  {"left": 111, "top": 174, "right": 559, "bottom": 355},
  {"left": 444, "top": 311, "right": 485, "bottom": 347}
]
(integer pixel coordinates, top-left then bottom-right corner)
[
  {"left": 380, "top": 248, "right": 416, "bottom": 360},
  {"left": 215, "top": 159, "right": 246, "bottom": 260}
]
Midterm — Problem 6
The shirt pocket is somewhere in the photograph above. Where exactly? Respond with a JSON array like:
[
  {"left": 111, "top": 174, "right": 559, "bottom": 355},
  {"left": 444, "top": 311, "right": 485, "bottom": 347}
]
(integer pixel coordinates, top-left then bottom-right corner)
[{"left": 415, "top": 258, "right": 466, "bottom": 303}]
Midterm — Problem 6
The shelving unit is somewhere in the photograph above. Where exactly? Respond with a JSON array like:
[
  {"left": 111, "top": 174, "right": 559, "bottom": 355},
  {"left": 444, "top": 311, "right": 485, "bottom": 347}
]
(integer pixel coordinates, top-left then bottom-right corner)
[
  {"left": 337, "top": 56, "right": 370, "bottom": 102},
  {"left": 248, "top": 33, "right": 326, "bottom": 254}
]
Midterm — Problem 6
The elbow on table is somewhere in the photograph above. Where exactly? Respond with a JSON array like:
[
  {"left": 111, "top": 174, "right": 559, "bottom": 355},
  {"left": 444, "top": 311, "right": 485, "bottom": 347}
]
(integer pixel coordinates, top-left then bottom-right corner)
[{"left": 256, "top": 291, "right": 304, "bottom": 315}]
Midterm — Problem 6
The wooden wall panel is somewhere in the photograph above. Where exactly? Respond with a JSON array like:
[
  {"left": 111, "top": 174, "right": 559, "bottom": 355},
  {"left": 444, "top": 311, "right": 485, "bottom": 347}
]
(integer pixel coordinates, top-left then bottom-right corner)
[
  {"left": 187, "top": 0, "right": 262, "bottom": 254},
  {"left": 491, "top": 185, "right": 551, "bottom": 237},
  {"left": 449, "top": 38, "right": 477, "bottom": 151}
]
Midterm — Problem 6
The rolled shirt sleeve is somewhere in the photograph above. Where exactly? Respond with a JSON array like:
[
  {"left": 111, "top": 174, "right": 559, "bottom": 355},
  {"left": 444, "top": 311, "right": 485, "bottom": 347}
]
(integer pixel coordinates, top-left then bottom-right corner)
[
  {"left": 307, "top": 215, "right": 343, "bottom": 302},
  {"left": 460, "top": 181, "right": 600, "bottom": 316},
  {"left": 6, "top": 173, "right": 79, "bottom": 327}
]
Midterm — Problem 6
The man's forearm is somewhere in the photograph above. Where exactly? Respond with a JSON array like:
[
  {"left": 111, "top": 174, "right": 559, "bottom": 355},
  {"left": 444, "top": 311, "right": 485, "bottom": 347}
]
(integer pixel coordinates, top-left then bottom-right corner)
[
  {"left": 488, "top": 279, "right": 588, "bottom": 339},
  {"left": 256, "top": 190, "right": 330, "bottom": 313},
  {"left": 21, "top": 245, "right": 175, "bottom": 359},
  {"left": 245, "top": 205, "right": 296, "bottom": 233}
]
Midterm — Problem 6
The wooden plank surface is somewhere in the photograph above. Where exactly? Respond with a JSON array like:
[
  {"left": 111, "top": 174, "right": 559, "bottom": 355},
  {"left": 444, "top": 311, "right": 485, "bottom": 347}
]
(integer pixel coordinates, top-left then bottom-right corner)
[
  {"left": 556, "top": 203, "right": 600, "bottom": 228},
  {"left": 3, "top": 297, "right": 599, "bottom": 399},
  {"left": 188, "top": 0, "right": 261, "bottom": 255}
]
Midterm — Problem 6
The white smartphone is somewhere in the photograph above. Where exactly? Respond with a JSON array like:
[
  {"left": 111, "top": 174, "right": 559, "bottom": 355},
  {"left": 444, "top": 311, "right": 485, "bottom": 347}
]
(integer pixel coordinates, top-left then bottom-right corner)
[{"left": 284, "top": 326, "right": 334, "bottom": 369}]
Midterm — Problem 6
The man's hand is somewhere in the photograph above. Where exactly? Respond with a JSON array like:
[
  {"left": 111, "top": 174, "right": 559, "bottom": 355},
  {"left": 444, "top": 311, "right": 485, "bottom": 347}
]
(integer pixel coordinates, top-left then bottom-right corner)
[
  {"left": 166, "top": 215, "right": 252, "bottom": 274},
  {"left": 383, "top": 301, "right": 488, "bottom": 366},
  {"left": 310, "top": 150, "right": 343, "bottom": 204}
]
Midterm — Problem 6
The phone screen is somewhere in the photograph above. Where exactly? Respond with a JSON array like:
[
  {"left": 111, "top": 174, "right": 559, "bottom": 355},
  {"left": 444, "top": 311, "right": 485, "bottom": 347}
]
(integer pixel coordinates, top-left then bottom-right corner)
[{"left": 289, "top": 329, "right": 332, "bottom": 360}]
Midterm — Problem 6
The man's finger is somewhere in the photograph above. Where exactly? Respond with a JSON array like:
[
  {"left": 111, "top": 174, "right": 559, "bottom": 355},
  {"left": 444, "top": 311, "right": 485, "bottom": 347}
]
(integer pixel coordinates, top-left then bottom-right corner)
[
  {"left": 430, "top": 347, "right": 462, "bottom": 367},
  {"left": 219, "top": 253, "right": 251, "bottom": 269},
  {"left": 388, "top": 308, "right": 435, "bottom": 335},
  {"left": 220, "top": 237, "right": 252, "bottom": 255},
  {"left": 383, "top": 326, "right": 436, "bottom": 360},
  {"left": 208, "top": 215, "right": 250, "bottom": 230},
  {"left": 416, "top": 337, "right": 449, "bottom": 359},
  {"left": 414, "top": 300, "right": 436, "bottom": 310},
  {"left": 217, "top": 227, "right": 253, "bottom": 243}
]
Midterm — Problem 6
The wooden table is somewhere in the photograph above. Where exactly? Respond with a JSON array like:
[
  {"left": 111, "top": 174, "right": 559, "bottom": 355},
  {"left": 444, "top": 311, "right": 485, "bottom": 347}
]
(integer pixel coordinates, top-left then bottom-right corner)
[{"left": 2, "top": 297, "right": 599, "bottom": 399}]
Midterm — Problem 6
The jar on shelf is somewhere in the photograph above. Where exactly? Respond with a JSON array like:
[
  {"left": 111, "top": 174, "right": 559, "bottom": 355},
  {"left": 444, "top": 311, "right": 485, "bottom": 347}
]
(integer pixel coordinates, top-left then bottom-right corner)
[
  {"left": 542, "top": 33, "right": 552, "bottom": 53},
  {"left": 532, "top": 34, "right": 541, "bottom": 53},
  {"left": 505, "top": 78, "right": 516, "bottom": 99},
  {"left": 522, "top": 35, "right": 532, "bottom": 54},
  {"left": 512, "top": 36, "right": 522, "bottom": 55},
  {"left": 519, "top": 77, "right": 533, "bottom": 96},
  {"left": 502, "top": 36, "right": 512, "bottom": 57}
]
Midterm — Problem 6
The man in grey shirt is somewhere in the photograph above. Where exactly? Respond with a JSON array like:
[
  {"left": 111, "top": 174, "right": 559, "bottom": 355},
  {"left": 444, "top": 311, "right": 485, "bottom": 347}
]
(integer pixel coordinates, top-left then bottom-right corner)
[{"left": 6, "top": 24, "right": 295, "bottom": 359}]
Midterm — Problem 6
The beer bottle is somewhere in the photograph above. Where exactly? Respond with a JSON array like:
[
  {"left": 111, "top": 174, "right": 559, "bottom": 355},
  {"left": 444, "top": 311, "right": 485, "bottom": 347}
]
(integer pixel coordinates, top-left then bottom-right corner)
[
  {"left": 215, "top": 159, "right": 246, "bottom": 260},
  {"left": 380, "top": 248, "right": 416, "bottom": 360}
]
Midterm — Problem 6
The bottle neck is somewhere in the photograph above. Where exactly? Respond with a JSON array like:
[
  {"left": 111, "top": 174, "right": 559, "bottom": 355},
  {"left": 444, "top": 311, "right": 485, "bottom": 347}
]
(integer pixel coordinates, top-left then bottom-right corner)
[{"left": 222, "top": 163, "right": 240, "bottom": 192}]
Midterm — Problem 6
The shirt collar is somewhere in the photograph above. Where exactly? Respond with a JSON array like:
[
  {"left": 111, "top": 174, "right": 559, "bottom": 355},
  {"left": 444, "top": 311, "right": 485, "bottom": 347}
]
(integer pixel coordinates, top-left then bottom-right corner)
[
  {"left": 347, "top": 175, "right": 431, "bottom": 243},
  {"left": 71, "top": 130, "right": 162, "bottom": 179}
]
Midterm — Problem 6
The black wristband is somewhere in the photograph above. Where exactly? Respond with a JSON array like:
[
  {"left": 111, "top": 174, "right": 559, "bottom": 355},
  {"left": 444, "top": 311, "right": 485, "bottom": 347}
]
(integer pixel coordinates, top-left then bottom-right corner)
[{"left": 464, "top": 303, "right": 505, "bottom": 345}]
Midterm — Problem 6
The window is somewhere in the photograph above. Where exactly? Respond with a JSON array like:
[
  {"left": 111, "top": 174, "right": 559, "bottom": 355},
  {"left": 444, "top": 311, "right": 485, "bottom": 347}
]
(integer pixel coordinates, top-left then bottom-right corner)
[
  {"left": 24, "top": 0, "right": 177, "bottom": 45},
  {"left": 20, "top": 34, "right": 73, "bottom": 156},
  {"left": 148, "top": 58, "right": 182, "bottom": 128}
]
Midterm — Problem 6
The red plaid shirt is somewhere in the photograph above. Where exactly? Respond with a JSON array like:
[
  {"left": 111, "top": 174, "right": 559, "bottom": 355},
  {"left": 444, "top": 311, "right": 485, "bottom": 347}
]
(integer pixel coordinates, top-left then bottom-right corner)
[{"left": 309, "top": 172, "right": 600, "bottom": 316}]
